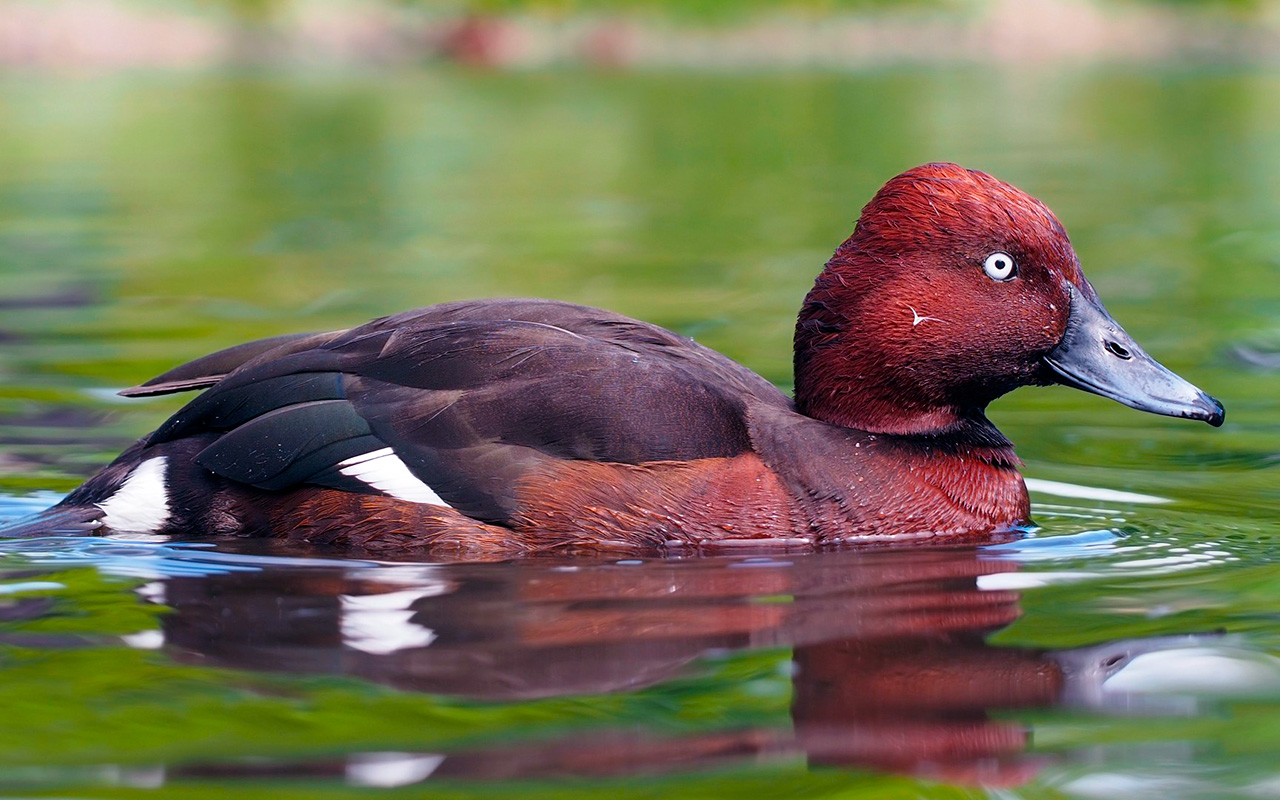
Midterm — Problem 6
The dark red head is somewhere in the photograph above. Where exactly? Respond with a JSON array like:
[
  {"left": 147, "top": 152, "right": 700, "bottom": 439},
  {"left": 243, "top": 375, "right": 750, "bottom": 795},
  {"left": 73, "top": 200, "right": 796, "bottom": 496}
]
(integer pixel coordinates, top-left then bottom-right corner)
[{"left": 794, "top": 163, "right": 1222, "bottom": 435}]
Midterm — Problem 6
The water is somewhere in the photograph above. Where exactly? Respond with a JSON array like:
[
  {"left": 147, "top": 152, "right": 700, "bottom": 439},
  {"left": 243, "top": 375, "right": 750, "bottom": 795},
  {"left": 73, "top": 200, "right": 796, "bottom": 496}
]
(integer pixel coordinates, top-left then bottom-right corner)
[{"left": 0, "top": 66, "right": 1279, "bottom": 797}]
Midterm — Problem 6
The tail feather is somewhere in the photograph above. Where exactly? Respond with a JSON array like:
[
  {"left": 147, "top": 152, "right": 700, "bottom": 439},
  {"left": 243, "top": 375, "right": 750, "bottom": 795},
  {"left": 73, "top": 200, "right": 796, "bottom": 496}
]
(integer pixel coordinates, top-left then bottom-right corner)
[{"left": 0, "top": 506, "right": 104, "bottom": 539}]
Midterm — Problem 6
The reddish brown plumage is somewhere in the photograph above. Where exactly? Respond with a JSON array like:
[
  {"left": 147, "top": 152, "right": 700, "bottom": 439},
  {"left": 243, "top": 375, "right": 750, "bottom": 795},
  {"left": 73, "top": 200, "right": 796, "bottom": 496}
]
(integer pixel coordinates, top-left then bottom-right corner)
[
  {"left": 12, "top": 162, "right": 1221, "bottom": 553},
  {"left": 512, "top": 455, "right": 804, "bottom": 550},
  {"left": 258, "top": 488, "right": 521, "bottom": 558},
  {"left": 240, "top": 438, "right": 1026, "bottom": 555}
]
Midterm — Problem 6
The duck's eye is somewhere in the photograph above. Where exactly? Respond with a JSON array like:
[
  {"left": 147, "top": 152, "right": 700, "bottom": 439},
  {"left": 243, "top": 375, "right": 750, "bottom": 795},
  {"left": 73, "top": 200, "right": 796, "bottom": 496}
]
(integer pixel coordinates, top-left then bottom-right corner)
[{"left": 982, "top": 252, "right": 1017, "bottom": 282}]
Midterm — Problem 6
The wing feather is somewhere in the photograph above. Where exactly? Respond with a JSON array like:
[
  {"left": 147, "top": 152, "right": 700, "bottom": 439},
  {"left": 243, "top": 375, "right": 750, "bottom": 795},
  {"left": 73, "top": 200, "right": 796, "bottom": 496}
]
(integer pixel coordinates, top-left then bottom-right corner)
[
  {"left": 193, "top": 400, "right": 377, "bottom": 489},
  {"left": 119, "top": 332, "right": 334, "bottom": 397}
]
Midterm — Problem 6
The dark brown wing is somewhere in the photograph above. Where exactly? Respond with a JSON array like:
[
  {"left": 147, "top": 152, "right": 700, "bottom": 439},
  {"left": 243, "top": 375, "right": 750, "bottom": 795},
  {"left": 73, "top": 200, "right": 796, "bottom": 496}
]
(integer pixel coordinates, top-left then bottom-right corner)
[{"left": 141, "top": 299, "right": 792, "bottom": 525}]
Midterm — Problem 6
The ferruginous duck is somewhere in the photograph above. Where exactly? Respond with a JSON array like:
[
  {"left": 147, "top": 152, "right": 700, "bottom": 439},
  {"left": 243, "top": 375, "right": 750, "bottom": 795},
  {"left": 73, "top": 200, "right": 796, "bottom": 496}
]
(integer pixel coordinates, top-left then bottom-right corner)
[{"left": 1, "top": 163, "right": 1223, "bottom": 554}]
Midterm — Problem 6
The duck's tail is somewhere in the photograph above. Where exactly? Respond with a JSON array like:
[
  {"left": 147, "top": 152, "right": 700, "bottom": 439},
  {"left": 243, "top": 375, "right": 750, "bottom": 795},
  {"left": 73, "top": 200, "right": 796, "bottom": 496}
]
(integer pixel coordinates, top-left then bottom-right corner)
[
  {"left": 0, "top": 504, "right": 104, "bottom": 539},
  {"left": 0, "top": 438, "right": 163, "bottom": 540}
]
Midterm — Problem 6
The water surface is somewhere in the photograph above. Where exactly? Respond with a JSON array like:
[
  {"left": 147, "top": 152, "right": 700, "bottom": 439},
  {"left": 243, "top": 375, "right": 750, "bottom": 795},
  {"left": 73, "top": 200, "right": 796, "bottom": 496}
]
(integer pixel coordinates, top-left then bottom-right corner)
[{"left": 1, "top": 66, "right": 1278, "bottom": 797}]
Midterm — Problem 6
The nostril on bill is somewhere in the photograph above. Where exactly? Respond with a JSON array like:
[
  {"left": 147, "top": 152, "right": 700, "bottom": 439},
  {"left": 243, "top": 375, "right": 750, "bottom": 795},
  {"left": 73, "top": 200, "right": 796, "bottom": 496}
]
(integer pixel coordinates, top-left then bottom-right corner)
[{"left": 1104, "top": 340, "right": 1132, "bottom": 360}]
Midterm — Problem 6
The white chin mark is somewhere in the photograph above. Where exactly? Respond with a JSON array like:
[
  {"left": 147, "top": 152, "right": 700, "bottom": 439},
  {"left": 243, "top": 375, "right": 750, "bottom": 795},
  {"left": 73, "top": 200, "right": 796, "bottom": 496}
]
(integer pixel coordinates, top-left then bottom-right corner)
[
  {"left": 908, "top": 304, "right": 942, "bottom": 328},
  {"left": 337, "top": 448, "right": 452, "bottom": 507},
  {"left": 95, "top": 457, "right": 171, "bottom": 533}
]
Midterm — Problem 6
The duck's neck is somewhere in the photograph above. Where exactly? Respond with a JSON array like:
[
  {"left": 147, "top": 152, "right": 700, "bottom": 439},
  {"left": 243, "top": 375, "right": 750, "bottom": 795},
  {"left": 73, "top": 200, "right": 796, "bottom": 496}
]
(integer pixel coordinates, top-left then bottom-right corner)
[
  {"left": 795, "top": 375, "right": 968, "bottom": 436},
  {"left": 792, "top": 346, "right": 1021, "bottom": 467}
]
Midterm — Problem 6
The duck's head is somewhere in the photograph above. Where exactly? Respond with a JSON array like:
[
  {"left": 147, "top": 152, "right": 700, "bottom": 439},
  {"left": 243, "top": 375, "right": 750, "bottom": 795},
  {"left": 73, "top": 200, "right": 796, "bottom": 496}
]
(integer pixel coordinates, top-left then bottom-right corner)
[{"left": 794, "top": 162, "right": 1224, "bottom": 435}]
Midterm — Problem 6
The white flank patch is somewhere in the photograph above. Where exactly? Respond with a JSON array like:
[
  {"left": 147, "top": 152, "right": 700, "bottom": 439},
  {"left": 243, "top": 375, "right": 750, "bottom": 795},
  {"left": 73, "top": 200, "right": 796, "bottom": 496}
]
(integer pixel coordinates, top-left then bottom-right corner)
[
  {"left": 340, "top": 588, "right": 443, "bottom": 655},
  {"left": 1024, "top": 477, "right": 1170, "bottom": 505},
  {"left": 337, "top": 448, "right": 451, "bottom": 506},
  {"left": 95, "top": 457, "right": 171, "bottom": 533}
]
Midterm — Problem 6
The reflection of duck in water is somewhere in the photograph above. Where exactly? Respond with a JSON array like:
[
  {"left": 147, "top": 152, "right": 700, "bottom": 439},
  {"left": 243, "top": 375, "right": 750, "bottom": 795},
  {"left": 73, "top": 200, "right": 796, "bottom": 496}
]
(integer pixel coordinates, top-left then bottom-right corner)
[
  {"left": 142, "top": 545, "right": 1222, "bottom": 786},
  {"left": 4, "top": 164, "right": 1221, "bottom": 553}
]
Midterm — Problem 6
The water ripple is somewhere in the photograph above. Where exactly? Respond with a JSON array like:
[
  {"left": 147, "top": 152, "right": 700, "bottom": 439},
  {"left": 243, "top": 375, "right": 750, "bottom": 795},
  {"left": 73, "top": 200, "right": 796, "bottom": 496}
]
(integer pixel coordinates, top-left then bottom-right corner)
[{"left": 0, "top": 536, "right": 373, "bottom": 579}]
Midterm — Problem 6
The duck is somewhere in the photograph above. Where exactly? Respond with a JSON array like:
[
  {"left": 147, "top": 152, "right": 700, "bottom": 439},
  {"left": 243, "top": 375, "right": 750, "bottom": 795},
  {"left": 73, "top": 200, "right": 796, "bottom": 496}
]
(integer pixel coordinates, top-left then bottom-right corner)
[{"left": 1, "top": 163, "right": 1223, "bottom": 555}]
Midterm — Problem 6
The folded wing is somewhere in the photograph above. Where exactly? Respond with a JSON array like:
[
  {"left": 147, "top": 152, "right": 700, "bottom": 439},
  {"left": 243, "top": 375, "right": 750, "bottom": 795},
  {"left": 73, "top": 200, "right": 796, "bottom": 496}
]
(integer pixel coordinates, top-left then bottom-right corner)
[{"left": 136, "top": 299, "right": 792, "bottom": 525}]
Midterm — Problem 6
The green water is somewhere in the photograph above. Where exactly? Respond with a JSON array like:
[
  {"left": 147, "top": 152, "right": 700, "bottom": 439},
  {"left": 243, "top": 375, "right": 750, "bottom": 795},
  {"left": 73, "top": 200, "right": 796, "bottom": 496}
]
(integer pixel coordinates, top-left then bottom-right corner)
[{"left": 0, "top": 66, "right": 1279, "bottom": 798}]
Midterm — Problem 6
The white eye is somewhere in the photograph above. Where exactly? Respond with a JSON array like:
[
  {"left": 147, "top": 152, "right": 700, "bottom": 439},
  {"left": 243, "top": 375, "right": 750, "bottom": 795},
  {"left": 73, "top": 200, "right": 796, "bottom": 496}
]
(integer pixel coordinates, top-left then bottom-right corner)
[{"left": 983, "top": 251, "right": 1017, "bottom": 281}]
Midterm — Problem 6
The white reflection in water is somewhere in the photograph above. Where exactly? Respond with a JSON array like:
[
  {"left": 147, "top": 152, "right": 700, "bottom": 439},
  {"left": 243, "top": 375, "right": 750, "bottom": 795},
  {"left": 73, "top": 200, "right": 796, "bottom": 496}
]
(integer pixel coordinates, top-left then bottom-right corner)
[
  {"left": 1025, "top": 478, "right": 1170, "bottom": 505},
  {"left": 1104, "top": 647, "right": 1280, "bottom": 696},
  {"left": 1064, "top": 771, "right": 1214, "bottom": 800},
  {"left": 0, "top": 536, "right": 375, "bottom": 579},
  {"left": 346, "top": 752, "right": 445, "bottom": 787},
  {"left": 340, "top": 587, "right": 448, "bottom": 655},
  {"left": 120, "top": 630, "right": 165, "bottom": 650}
]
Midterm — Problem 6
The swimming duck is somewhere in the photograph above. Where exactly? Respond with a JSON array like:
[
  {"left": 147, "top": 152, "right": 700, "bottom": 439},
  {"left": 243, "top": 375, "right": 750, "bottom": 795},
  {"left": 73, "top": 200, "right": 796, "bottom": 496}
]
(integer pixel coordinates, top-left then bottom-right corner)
[{"left": 2, "top": 163, "right": 1223, "bottom": 554}]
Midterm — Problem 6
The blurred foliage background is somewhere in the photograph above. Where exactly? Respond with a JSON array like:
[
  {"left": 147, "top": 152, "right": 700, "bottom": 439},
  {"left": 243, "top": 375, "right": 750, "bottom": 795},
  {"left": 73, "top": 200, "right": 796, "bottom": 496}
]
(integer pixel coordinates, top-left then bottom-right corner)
[
  {"left": 4, "top": 0, "right": 1280, "bottom": 72},
  {"left": 231, "top": 0, "right": 1272, "bottom": 18}
]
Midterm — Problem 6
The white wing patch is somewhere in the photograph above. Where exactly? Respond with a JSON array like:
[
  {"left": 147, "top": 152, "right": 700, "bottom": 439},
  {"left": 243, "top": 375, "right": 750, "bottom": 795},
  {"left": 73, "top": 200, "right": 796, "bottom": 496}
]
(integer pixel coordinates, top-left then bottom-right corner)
[
  {"left": 96, "top": 457, "right": 171, "bottom": 533},
  {"left": 337, "top": 448, "right": 452, "bottom": 507}
]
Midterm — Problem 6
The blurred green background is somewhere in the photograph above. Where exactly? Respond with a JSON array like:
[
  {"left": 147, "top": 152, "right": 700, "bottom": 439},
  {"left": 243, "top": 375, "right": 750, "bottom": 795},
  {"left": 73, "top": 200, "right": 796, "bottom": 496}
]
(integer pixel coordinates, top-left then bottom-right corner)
[{"left": 2, "top": 1, "right": 1280, "bottom": 798}]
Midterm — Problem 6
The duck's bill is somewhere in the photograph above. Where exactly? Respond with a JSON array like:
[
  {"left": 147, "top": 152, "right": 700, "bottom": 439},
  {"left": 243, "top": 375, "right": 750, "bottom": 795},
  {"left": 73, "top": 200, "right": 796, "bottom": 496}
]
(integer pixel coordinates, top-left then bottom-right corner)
[{"left": 1045, "top": 284, "right": 1224, "bottom": 427}]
